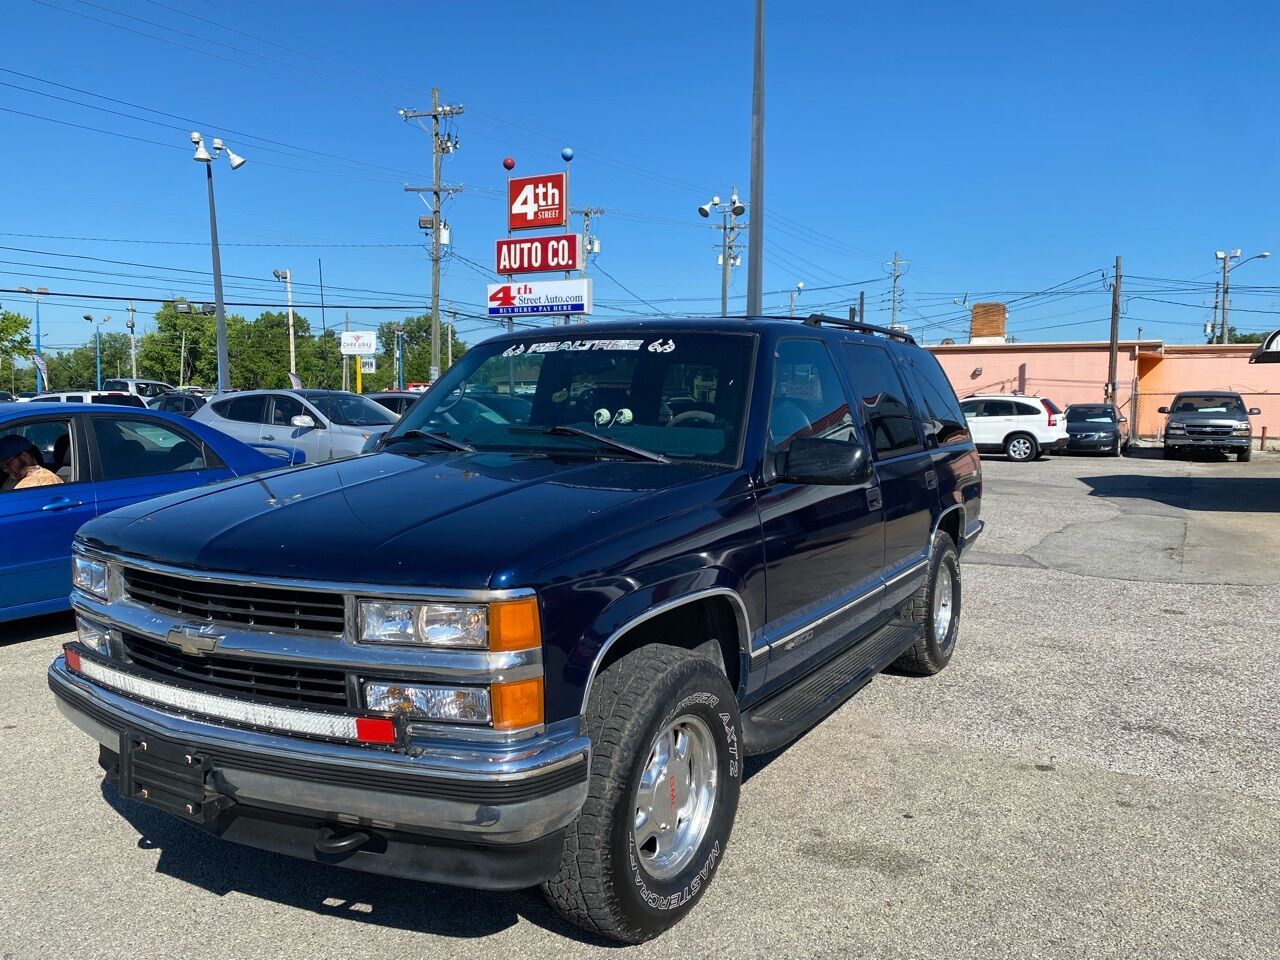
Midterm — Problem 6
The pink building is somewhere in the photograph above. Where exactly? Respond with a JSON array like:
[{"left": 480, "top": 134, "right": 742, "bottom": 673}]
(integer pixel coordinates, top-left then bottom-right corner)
[{"left": 926, "top": 340, "right": 1280, "bottom": 441}]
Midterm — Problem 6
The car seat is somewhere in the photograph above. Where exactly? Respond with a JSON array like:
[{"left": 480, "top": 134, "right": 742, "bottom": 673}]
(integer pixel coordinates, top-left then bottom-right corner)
[{"left": 52, "top": 433, "right": 72, "bottom": 481}]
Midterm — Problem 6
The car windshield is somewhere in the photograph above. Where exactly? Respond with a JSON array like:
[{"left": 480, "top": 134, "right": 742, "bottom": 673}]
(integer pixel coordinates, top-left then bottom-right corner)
[
  {"left": 388, "top": 331, "right": 756, "bottom": 465},
  {"left": 1067, "top": 405, "right": 1116, "bottom": 423},
  {"left": 1171, "top": 394, "right": 1245, "bottom": 415},
  {"left": 305, "top": 393, "right": 399, "bottom": 426}
]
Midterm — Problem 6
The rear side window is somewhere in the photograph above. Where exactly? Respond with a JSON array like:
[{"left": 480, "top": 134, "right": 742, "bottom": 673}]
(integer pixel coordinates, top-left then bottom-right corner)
[
  {"left": 838, "top": 342, "right": 922, "bottom": 458},
  {"left": 982, "top": 400, "right": 1017, "bottom": 417},
  {"left": 102, "top": 380, "right": 126, "bottom": 392},
  {"left": 92, "top": 394, "right": 146, "bottom": 407},
  {"left": 1041, "top": 398, "right": 1062, "bottom": 415},
  {"left": 1014, "top": 401, "right": 1042, "bottom": 416},
  {"left": 902, "top": 350, "right": 970, "bottom": 446},
  {"left": 212, "top": 395, "right": 267, "bottom": 423}
]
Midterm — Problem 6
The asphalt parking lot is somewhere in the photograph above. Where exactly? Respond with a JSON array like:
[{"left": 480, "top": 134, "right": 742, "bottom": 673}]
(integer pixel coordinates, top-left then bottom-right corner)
[{"left": 2, "top": 448, "right": 1278, "bottom": 960}]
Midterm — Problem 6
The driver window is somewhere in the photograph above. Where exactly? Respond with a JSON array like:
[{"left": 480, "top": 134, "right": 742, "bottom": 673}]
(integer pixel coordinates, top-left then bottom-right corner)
[
  {"left": 0, "top": 418, "right": 77, "bottom": 490},
  {"left": 271, "top": 394, "right": 305, "bottom": 425},
  {"left": 768, "top": 339, "right": 854, "bottom": 450}
]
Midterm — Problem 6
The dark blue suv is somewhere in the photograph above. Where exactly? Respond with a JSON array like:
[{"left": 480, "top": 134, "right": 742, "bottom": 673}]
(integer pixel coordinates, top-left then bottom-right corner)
[{"left": 51, "top": 316, "right": 983, "bottom": 942}]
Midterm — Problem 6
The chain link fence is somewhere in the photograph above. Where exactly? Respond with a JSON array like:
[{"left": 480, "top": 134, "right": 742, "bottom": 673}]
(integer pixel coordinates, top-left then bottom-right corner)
[{"left": 1130, "top": 390, "right": 1280, "bottom": 451}]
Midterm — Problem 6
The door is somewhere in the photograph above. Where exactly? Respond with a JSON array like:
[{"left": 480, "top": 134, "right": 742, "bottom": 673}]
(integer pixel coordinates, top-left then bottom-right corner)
[
  {"left": 0, "top": 415, "right": 96, "bottom": 615},
  {"left": 87, "top": 414, "right": 233, "bottom": 518},
  {"left": 837, "top": 341, "right": 934, "bottom": 606},
  {"left": 262, "top": 393, "right": 329, "bottom": 461},
  {"left": 754, "top": 337, "right": 885, "bottom": 684}
]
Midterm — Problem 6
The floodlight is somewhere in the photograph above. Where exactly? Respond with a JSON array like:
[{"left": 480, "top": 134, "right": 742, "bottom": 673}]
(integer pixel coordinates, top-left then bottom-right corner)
[{"left": 226, "top": 149, "right": 246, "bottom": 170}]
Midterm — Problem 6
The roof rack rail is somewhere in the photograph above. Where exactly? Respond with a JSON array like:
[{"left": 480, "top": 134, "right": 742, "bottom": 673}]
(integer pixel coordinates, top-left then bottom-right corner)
[{"left": 801, "top": 313, "right": 917, "bottom": 344}]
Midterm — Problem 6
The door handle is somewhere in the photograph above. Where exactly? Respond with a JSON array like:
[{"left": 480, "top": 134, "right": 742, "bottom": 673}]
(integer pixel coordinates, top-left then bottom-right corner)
[
  {"left": 925, "top": 468, "right": 938, "bottom": 490},
  {"left": 42, "top": 497, "right": 84, "bottom": 511},
  {"left": 867, "top": 487, "right": 883, "bottom": 510},
  {"left": 262, "top": 434, "right": 275, "bottom": 441}
]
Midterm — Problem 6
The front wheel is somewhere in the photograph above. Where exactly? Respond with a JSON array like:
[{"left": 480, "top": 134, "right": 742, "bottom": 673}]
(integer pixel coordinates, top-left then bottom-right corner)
[
  {"left": 543, "top": 646, "right": 742, "bottom": 943},
  {"left": 1005, "top": 433, "right": 1038, "bottom": 462},
  {"left": 1238, "top": 446, "right": 1253, "bottom": 462},
  {"left": 893, "top": 533, "right": 961, "bottom": 675}
]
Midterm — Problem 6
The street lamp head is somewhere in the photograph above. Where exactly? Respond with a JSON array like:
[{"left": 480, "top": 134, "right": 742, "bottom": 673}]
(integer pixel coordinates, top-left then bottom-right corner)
[
  {"left": 1231, "top": 249, "right": 1242, "bottom": 258},
  {"left": 697, "top": 203, "right": 712, "bottom": 218},
  {"left": 796, "top": 281, "right": 805, "bottom": 291},
  {"left": 83, "top": 314, "right": 93, "bottom": 322},
  {"left": 225, "top": 149, "right": 246, "bottom": 170},
  {"left": 192, "top": 137, "right": 212, "bottom": 163},
  {"left": 731, "top": 202, "right": 746, "bottom": 216},
  {"left": 273, "top": 268, "right": 284, "bottom": 280},
  {"left": 1259, "top": 251, "right": 1271, "bottom": 259},
  {"left": 1215, "top": 251, "right": 1226, "bottom": 260}
]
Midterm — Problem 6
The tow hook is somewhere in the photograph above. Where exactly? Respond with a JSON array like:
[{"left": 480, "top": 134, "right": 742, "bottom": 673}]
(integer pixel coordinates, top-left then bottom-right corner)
[{"left": 315, "top": 825, "right": 371, "bottom": 856}]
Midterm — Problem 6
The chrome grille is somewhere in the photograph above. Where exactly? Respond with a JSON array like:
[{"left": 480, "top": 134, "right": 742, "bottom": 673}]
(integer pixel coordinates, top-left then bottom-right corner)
[
  {"left": 121, "top": 567, "right": 346, "bottom": 635},
  {"left": 1186, "top": 425, "right": 1232, "bottom": 437}
]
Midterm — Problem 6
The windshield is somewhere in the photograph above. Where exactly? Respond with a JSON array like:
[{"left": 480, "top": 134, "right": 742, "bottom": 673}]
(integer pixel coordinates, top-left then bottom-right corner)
[
  {"left": 1170, "top": 394, "right": 1245, "bottom": 416},
  {"left": 1067, "top": 405, "right": 1116, "bottom": 423},
  {"left": 388, "top": 331, "right": 756, "bottom": 464},
  {"left": 306, "top": 393, "right": 400, "bottom": 426}
]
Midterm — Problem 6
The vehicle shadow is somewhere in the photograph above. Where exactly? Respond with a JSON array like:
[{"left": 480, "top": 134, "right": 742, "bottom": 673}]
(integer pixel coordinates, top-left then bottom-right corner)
[
  {"left": 1, "top": 611, "right": 74, "bottom": 648},
  {"left": 100, "top": 783, "right": 621, "bottom": 947},
  {"left": 1080, "top": 474, "right": 1279, "bottom": 513}
]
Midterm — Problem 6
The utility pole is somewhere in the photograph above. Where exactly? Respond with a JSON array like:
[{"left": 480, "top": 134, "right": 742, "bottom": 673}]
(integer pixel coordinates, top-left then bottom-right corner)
[
  {"left": 342, "top": 312, "right": 350, "bottom": 391},
  {"left": 858, "top": 289, "right": 866, "bottom": 325},
  {"left": 572, "top": 207, "right": 604, "bottom": 281},
  {"left": 401, "top": 89, "right": 463, "bottom": 384},
  {"left": 179, "top": 331, "right": 186, "bottom": 386},
  {"left": 126, "top": 301, "right": 138, "bottom": 378},
  {"left": 697, "top": 190, "right": 746, "bottom": 317},
  {"left": 1212, "top": 280, "right": 1222, "bottom": 343},
  {"left": 1219, "top": 254, "right": 1231, "bottom": 345},
  {"left": 274, "top": 268, "right": 296, "bottom": 378},
  {"left": 885, "top": 252, "right": 907, "bottom": 328},
  {"left": 745, "top": 0, "right": 766, "bottom": 315},
  {"left": 1107, "top": 255, "right": 1122, "bottom": 404}
]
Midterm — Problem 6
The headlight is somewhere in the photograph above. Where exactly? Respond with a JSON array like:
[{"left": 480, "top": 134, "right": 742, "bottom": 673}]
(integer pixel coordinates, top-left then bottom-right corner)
[
  {"left": 72, "top": 555, "right": 108, "bottom": 599},
  {"left": 364, "top": 681, "right": 491, "bottom": 723},
  {"left": 357, "top": 597, "right": 541, "bottom": 651},
  {"left": 75, "top": 615, "right": 111, "bottom": 655},
  {"left": 1165, "top": 422, "right": 1185, "bottom": 433},
  {"left": 1233, "top": 424, "right": 1250, "bottom": 435}
]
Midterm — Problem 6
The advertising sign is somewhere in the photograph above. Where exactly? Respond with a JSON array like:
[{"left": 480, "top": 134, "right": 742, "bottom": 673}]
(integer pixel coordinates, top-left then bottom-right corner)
[
  {"left": 507, "top": 172, "right": 568, "bottom": 231},
  {"left": 486, "top": 279, "right": 593, "bottom": 317},
  {"left": 360, "top": 356, "right": 377, "bottom": 374},
  {"left": 340, "top": 331, "right": 377, "bottom": 356},
  {"left": 495, "top": 234, "right": 582, "bottom": 274}
]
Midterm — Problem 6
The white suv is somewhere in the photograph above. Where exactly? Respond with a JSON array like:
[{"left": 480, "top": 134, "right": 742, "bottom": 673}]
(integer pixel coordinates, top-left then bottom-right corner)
[{"left": 959, "top": 394, "right": 1068, "bottom": 461}]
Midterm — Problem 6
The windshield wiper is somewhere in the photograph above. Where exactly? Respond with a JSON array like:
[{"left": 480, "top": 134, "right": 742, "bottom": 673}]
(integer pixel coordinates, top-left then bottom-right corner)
[
  {"left": 380, "top": 429, "right": 475, "bottom": 453},
  {"left": 511, "top": 425, "right": 669, "bottom": 463}
]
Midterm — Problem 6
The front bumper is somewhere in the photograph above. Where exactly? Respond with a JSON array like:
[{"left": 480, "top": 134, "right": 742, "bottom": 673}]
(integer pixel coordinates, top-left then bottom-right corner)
[
  {"left": 1045, "top": 436, "right": 1070, "bottom": 450},
  {"left": 1163, "top": 435, "right": 1249, "bottom": 450},
  {"left": 49, "top": 656, "right": 589, "bottom": 887},
  {"left": 1066, "top": 434, "right": 1119, "bottom": 451}
]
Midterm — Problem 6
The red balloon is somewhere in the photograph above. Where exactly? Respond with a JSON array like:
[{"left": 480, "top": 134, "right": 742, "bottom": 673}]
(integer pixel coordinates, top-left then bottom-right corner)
[{"left": 502, "top": 156, "right": 515, "bottom": 170}]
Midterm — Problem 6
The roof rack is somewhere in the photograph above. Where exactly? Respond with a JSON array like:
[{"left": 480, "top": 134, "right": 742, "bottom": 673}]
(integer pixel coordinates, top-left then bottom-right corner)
[{"left": 801, "top": 313, "right": 917, "bottom": 344}]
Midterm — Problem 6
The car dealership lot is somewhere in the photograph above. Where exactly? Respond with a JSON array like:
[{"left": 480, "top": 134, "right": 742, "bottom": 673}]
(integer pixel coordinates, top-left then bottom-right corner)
[{"left": 2, "top": 450, "right": 1277, "bottom": 959}]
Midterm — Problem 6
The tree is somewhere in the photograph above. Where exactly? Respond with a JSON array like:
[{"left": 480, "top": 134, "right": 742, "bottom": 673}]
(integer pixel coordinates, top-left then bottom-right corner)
[
  {"left": 368, "top": 314, "right": 467, "bottom": 391},
  {"left": 0, "top": 310, "right": 33, "bottom": 360},
  {"left": 1206, "top": 326, "right": 1267, "bottom": 345}
]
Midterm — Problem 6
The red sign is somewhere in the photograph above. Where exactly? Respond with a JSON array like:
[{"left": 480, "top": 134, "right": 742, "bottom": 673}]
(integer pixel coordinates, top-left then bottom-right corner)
[
  {"left": 507, "top": 172, "right": 568, "bottom": 231},
  {"left": 496, "top": 234, "right": 582, "bottom": 275}
]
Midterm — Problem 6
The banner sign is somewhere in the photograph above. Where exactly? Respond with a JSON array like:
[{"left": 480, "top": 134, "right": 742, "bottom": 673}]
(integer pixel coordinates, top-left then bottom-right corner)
[
  {"left": 486, "top": 279, "right": 593, "bottom": 317},
  {"left": 507, "top": 172, "right": 568, "bottom": 231},
  {"left": 340, "top": 331, "right": 377, "bottom": 356},
  {"left": 496, "top": 233, "right": 582, "bottom": 274}
]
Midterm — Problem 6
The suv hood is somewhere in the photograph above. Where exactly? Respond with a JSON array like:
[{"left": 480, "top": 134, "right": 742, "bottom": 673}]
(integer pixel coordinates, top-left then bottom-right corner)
[{"left": 77, "top": 451, "right": 735, "bottom": 589}]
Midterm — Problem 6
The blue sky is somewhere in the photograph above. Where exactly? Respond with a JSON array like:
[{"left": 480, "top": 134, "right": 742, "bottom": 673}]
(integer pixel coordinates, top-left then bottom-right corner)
[{"left": 3, "top": 0, "right": 1278, "bottom": 356}]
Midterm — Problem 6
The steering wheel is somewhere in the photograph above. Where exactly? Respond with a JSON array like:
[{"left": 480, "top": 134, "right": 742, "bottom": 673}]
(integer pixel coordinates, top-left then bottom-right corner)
[
  {"left": 434, "top": 381, "right": 467, "bottom": 414},
  {"left": 667, "top": 410, "right": 716, "bottom": 428}
]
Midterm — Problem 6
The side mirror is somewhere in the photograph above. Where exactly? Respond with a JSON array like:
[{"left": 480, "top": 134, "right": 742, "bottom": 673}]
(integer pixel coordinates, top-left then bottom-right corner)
[
  {"left": 1117, "top": 416, "right": 1128, "bottom": 424},
  {"left": 291, "top": 415, "right": 316, "bottom": 429},
  {"left": 1249, "top": 407, "right": 1262, "bottom": 416},
  {"left": 1157, "top": 406, "right": 1170, "bottom": 414},
  {"left": 779, "top": 437, "right": 873, "bottom": 486}
]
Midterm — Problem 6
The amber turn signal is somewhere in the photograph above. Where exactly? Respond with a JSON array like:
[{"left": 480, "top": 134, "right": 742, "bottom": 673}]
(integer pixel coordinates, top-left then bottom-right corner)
[
  {"left": 491, "top": 677, "right": 544, "bottom": 730},
  {"left": 488, "top": 598, "right": 542, "bottom": 652}
]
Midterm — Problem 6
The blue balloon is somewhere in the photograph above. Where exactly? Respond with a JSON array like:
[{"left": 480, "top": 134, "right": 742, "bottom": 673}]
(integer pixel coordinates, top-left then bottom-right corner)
[{"left": 561, "top": 147, "right": 574, "bottom": 162}]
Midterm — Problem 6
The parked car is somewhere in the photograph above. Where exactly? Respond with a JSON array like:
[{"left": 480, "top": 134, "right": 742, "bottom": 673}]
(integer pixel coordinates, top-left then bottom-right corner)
[
  {"left": 193, "top": 389, "right": 399, "bottom": 463},
  {"left": 1160, "top": 391, "right": 1260, "bottom": 461},
  {"left": 0, "top": 404, "right": 300, "bottom": 623},
  {"left": 959, "top": 393, "right": 1067, "bottom": 461},
  {"left": 366, "top": 391, "right": 417, "bottom": 416},
  {"left": 1064, "top": 402, "right": 1127, "bottom": 455},
  {"left": 147, "top": 392, "right": 207, "bottom": 417},
  {"left": 0, "top": 391, "right": 13, "bottom": 402},
  {"left": 30, "top": 391, "right": 146, "bottom": 408},
  {"left": 51, "top": 316, "right": 983, "bottom": 943},
  {"left": 101, "top": 378, "right": 175, "bottom": 399}
]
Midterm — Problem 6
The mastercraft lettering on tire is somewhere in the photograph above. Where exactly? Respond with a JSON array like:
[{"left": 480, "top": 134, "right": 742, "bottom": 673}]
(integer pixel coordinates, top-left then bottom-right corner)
[{"left": 49, "top": 314, "right": 983, "bottom": 943}]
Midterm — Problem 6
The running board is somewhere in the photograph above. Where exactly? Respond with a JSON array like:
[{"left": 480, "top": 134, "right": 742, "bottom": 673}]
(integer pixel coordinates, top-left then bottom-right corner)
[{"left": 741, "top": 621, "right": 921, "bottom": 755}]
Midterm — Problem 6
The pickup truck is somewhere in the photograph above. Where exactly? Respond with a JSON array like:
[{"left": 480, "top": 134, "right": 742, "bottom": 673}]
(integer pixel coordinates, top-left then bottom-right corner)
[{"left": 50, "top": 315, "right": 983, "bottom": 943}]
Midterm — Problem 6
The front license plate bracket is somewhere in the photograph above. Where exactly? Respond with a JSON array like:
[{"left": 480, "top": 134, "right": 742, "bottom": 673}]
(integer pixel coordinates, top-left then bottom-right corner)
[{"left": 118, "top": 731, "right": 233, "bottom": 824}]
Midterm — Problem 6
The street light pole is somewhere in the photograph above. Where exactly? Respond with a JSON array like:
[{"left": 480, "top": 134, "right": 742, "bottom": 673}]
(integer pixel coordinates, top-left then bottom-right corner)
[
  {"left": 745, "top": 0, "right": 766, "bottom": 316},
  {"left": 17, "top": 286, "right": 48, "bottom": 391},
  {"left": 698, "top": 191, "right": 747, "bottom": 317},
  {"left": 84, "top": 314, "right": 109, "bottom": 390},
  {"left": 1217, "top": 249, "right": 1271, "bottom": 343},
  {"left": 789, "top": 281, "right": 805, "bottom": 317},
  {"left": 191, "top": 132, "right": 245, "bottom": 392},
  {"left": 274, "top": 268, "right": 296, "bottom": 377}
]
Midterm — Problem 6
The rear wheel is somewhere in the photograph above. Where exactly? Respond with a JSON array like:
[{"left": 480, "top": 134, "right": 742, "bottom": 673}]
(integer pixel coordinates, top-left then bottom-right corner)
[
  {"left": 543, "top": 646, "right": 742, "bottom": 943},
  {"left": 893, "top": 533, "right": 961, "bottom": 675},
  {"left": 1005, "top": 433, "right": 1038, "bottom": 462}
]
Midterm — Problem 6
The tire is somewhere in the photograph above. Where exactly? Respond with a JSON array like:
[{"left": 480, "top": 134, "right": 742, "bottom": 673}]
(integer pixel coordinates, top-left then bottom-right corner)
[
  {"left": 1004, "top": 433, "right": 1038, "bottom": 462},
  {"left": 542, "top": 646, "right": 742, "bottom": 943},
  {"left": 1238, "top": 446, "right": 1252, "bottom": 463},
  {"left": 893, "top": 533, "right": 961, "bottom": 675},
  {"left": 1111, "top": 439, "right": 1123, "bottom": 457}
]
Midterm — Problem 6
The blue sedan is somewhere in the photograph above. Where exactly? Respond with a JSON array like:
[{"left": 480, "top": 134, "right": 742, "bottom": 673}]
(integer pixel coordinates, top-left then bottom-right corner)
[{"left": 0, "top": 403, "right": 302, "bottom": 622}]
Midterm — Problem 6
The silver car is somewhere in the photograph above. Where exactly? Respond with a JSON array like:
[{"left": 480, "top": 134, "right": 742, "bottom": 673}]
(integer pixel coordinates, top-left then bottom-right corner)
[{"left": 193, "top": 389, "right": 398, "bottom": 463}]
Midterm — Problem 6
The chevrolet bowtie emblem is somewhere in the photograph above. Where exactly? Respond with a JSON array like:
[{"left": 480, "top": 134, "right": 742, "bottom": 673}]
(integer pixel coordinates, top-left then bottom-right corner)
[{"left": 167, "top": 623, "right": 225, "bottom": 656}]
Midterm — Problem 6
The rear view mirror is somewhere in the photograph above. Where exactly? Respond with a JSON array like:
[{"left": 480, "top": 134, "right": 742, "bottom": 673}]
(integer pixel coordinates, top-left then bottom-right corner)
[
  {"left": 1249, "top": 407, "right": 1262, "bottom": 416},
  {"left": 779, "top": 437, "right": 873, "bottom": 486},
  {"left": 1158, "top": 406, "right": 1170, "bottom": 414},
  {"left": 291, "top": 415, "right": 316, "bottom": 429}
]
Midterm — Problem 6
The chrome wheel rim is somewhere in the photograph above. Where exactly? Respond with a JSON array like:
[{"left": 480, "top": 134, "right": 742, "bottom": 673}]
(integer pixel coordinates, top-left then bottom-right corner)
[
  {"left": 1009, "top": 437, "right": 1032, "bottom": 460},
  {"left": 933, "top": 563, "right": 954, "bottom": 645},
  {"left": 632, "top": 714, "right": 718, "bottom": 881}
]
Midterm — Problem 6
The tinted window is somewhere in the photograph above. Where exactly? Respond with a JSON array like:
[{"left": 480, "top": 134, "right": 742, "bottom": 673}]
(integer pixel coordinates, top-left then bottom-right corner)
[
  {"left": 1014, "top": 401, "right": 1042, "bottom": 416},
  {"left": 839, "top": 342, "right": 921, "bottom": 457},
  {"left": 92, "top": 394, "right": 146, "bottom": 407},
  {"left": 769, "top": 339, "right": 854, "bottom": 448},
  {"left": 32, "top": 395, "right": 62, "bottom": 402},
  {"left": 213, "top": 395, "right": 267, "bottom": 423},
  {"left": 102, "top": 380, "right": 126, "bottom": 391},
  {"left": 903, "top": 350, "right": 970, "bottom": 446},
  {"left": 1171, "top": 394, "right": 1246, "bottom": 415},
  {"left": 94, "top": 417, "right": 207, "bottom": 480},
  {"left": 269, "top": 394, "right": 305, "bottom": 425},
  {"left": 1068, "top": 405, "right": 1116, "bottom": 423},
  {"left": 1041, "top": 398, "right": 1062, "bottom": 415},
  {"left": 982, "top": 400, "right": 1017, "bottom": 417}
]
